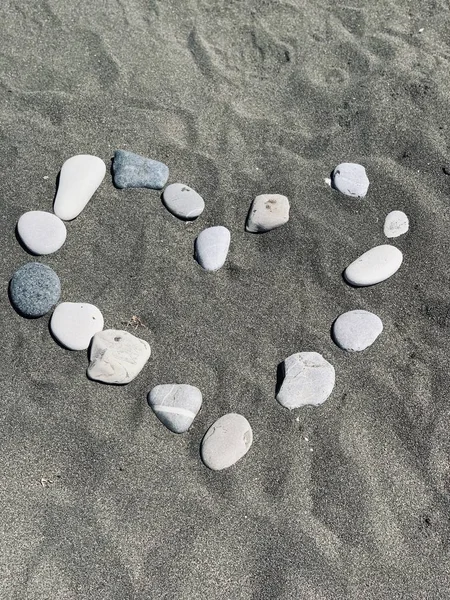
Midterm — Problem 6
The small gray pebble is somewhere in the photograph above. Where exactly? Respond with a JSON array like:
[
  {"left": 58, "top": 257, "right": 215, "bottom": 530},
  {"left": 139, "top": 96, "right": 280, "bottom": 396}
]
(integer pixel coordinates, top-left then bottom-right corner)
[
  {"left": 10, "top": 262, "right": 61, "bottom": 317},
  {"left": 148, "top": 384, "right": 202, "bottom": 433},
  {"left": 113, "top": 149, "right": 169, "bottom": 190},
  {"left": 201, "top": 413, "right": 253, "bottom": 471},
  {"left": 246, "top": 194, "right": 290, "bottom": 233},
  {"left": 162, "top": 183, "right": 205, "bottom": 220},
  {"left": 333, "top": 310, "right": 383, "bottom": 352},
  {"left": 332, "top": 163, "right": 369, "bottom": 198},
  {"left": 195, "top": 226, "right": 231, "bottom": 272}
]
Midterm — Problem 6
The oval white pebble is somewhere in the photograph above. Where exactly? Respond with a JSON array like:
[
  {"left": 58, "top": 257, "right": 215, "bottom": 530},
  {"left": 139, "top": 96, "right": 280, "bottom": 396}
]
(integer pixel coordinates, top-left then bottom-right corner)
[
  {"left": 195, "top": 225, "right": 231, "bottom": 272},
  {"left": 333, "top": 310, "right": 383, "bottom": 352},
  {"left": 148, "top": 384, "right": 202, "bottom": 433},
  {"left": 17, "top": 211, "right": 67, "bottom": 255},
  {"left": 384, "top": 210, "right": 409, "bottom": 238},
  {"left": 50, "top": 302, "right": 104, "bottom": 350},
  {"left": 162, "top": 183, "right": 205, "bottom": 220},
  {"left": 344, "top": 244, "right": 403, "bottom": 287},
  {"left": 332, "top": 163, "right": 369, "bottom": 198},
  {"left": 201, "top": 413, "right": 253, "bottom": 471},
  {"left": 246, "top": 194, "right": 290, "bottom": 233}
]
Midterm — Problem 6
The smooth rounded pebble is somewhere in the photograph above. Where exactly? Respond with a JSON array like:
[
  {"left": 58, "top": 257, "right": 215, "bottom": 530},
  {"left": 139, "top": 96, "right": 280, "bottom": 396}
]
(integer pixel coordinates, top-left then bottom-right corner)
[
  {"left": 162, "top": 183, "right": 205, "bottom": 220},
  {"left": 201, "top": 413, "right": 253, "bottom": 471},
  {"left": 344, "top": 244, "right": 403, "bottom": 287},
  {"left": 17, "top": 211, "right": 67, "bottom": 255},
  {"left": 332, "top": 163, "right": 369, "bottom": 198},
  {"left": 113, "top": 149, "right": 169, "bottom": 190},
  {"left": 10, "top": 262, "right": 61, "bottom": 317},
  {"left": 246, "top": 194, "right": 290, "bottom": 233},
  {"left": 384, "top": 210, "right": 409, "bottom": 238},
  {"left": 276, "top": 352, "right": 335, "bottom": 409},
  {"left": 50, "top": 302, "right": 104, "bottom": 350},
  {"left": 333, "top": 310, "right": 383, "bottom": 352},
  {"left": 195, "top": 226, "right": 231, "bottom": 272},
  {"left": 88, "top": 329, "right": 151, "bottom": 384},
  {"left": 148, "top": 384, "right": 202, "bottom": 433},
  {"left": 54, "top": 155, "right": 106, "bottom": 221}
]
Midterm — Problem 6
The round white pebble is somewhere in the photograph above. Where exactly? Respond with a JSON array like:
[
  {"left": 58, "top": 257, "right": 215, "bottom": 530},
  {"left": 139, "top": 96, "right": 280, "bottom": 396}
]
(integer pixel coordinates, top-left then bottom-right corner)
[
  {"left": 17, "top": 211, "right": 67, "bottom": 255},
  {"left": 162, "top": 183, "right": 205, "bottom": 220},
  {"left": 333, "top": 310, "right": 383, "bottom": 352},
  {"left": 344, "top": 245, "right": 403, "bottom": 287},
  {"left": 201, "top": 413, "right": 253, "bottom": 471},
  {"left": 332, "top": 163, "right": 369, "bottom": 198},
  {"left": 50, "top": 302, "right": 104, "bottom": 350},
  {"left": 384, "top": 210, "right": 409, "bottom": 238}
]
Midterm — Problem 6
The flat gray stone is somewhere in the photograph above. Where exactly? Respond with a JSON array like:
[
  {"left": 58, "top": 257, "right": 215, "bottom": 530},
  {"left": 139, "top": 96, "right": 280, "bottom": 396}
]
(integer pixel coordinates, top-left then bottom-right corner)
[
  {"left": 148, "top": 384, "right": 202, "bottom": 433},
  {"left": 195, "top": 225, "right": 230, "bottom": 272},
  {"left": 333, "top": 310, "right": 383, "bottom": 352},
  {"left": 201, "top": 413, "right": 253, "bottom": 471},
  {"left": 246, "top": 194, "right": 290, "bottom": 233},
  {"left": 113, "top": 150, "right": 169, "bottom": 190},
  {"left": 162, "top": 183, "right": 205, "bottom": 220},
  {"left": 50, "top": 302, "right": 104, "bottom": 350},
  {"left": 344, "top": 244, "right": 403, "bottom": 287},
  {"left": 384, "top": 210, "right": 409, "bottom": 238},
  {"left": 332, "top": 163, "right": 369, "bottom": 198},
  {"left": 17, "top": 211, "right": 67, "bottom": 255},
  {"left": 10, "top": 262, "right": 61, "bottom": 317}
]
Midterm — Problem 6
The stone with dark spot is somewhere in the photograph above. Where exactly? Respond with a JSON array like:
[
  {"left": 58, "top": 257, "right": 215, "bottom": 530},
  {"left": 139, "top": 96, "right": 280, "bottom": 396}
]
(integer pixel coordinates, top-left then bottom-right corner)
[
  {"left": 113, "top": 149, "right": 169, "bottom": 190},
  {"left": 10, "top": 262, "right": 61, "bottom": 317},
  {"left": 246, "top": 193, "right": 290, "bottom": 233},
  {"left": 162, "top": 183, "right": 205, "bottom": 220},
  {"left": 332, "top": 162, "right": 369, "bottom": 198}
]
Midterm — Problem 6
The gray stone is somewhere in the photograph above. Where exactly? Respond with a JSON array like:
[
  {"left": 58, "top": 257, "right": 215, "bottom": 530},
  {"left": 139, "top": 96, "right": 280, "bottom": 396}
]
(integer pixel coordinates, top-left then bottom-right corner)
[
  {"left": 332, "top": 163, "right": 369, "bottom": 198},
  {"left": 333, "top": 310, "right": 383, "bottom": 352},
  {"left": 113, "top": 150, "right": 169, "bottom": 190},
  {"left": 344, "top": 244, "right": 403, "bottom": 287},
  {"left": 246, "top": 193, "right": 290, "bottom": 233},
  {"left": 384, "top": 210, "right": 409, "bottom": 238},
  {"left": 162, "top": 183, "right": 205, "bottom": 220},
  {"left": 195, "top": 226, "right": 230, "bottom": 272},
  {"left": 148, "top": 384, "right": 202, "bottom": 433},
  {"left": 201, "top": 413, "right": 253, "bottom": 471},
  {"left": 17, "top": 211, "right": 67, "bottom": 255},
  {"left": 10, "top": 262, "right": 61, "bottom": 317},
  {"left": 50, "top": 302, "right": 104, "bottom": 350}
]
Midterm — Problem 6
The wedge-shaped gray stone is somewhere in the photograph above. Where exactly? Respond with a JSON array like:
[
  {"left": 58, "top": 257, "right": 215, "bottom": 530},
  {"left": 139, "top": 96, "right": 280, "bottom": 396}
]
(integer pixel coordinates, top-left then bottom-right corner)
[
  {"left": 50, "top": 302, "right": 104, "bottom": 350},
  {"left": 88, "top": 329, "right": 151, "bottom": 384},
  {"left": 113, "top": 149, "right": 169, "bottom": 190},
  {"left": 276, "top": 352, "right": 335, "bottom": 409},
  {"left": 384, "top": 210, "right": 409, "bottom": 238},
  {"left": 246, "top": 193, "right": 290, "bottom": 233},
  {"left": 333, "top": 310, "right": 383, "bottom": 352},
  {"left": 10, "top": 262, "right": 61, "bottom": 317},
  {"left": 201, "top": 413, "right": 253, "bottom": 471},
  {"left": 344, "top": 244, "right": 403, "bottom": 287},
  {"left": 195, "top": 226, "right": 230, "bottom": 272},
  {"left": 148, "top": 384, "right": 202, "bottom": 433},
  {"left": 332, "top": 163, "right": 369, "bottom": 198},
  {"left": 17, "top": 211, "right": 67, "bottom": 255},
  {"left": 163, "top": 183, "right": 205, "bottom": 220}
]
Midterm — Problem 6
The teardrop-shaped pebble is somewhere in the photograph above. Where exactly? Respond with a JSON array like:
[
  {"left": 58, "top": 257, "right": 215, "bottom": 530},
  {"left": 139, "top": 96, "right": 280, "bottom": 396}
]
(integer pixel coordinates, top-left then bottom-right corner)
[
  {"left": 88, "top": 329, "right": 151, "bottom": 384},
  {"left": 10, "top": 262, "right": 61, "bottom": 317},
  {"left": 384, "top": 210, "right": 409, "bottom": 238},
  {"left": 162, "top": 183, "right": 205, "bottom": 220},
  {"left": 113, "top": 150, "right": 169, "bottom": 190},
  {"left": 195, "top": 226, "right": 231, "bottom": 272},
  {"left": 50, "top": 302, "right": 104, "bottom": 350},
  {"left": 201, "top": 413, "right": 253, "bottom": 471},
  {"left": 333, "top": 310, "right": 383, "bottom": 352},
  {"left": 332, "top": 163, "right": 369, "bottom": 198},
  {"left": 276, "top": 352, "right": 335, "bottom": 409},
  {"left": 17, "top": 211, "right": 67, "bottom": 255},
  {"left": 148, "top": 384, "right": 202, "bottom": 433},
  {"left": 344, "top": 244, "right": 403, "bottom": 287},
  {"left": 246, "top": 194, "right": 290, "bottom": 233},
  {"left": 53, "top": 155, "right": 106, "bottom": 221}
]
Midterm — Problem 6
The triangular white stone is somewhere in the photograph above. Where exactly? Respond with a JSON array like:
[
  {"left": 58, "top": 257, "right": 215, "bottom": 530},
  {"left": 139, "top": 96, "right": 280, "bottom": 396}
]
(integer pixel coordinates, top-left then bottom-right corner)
[{"left": 148, "top": 384, "right": 202, "bottom": 433}]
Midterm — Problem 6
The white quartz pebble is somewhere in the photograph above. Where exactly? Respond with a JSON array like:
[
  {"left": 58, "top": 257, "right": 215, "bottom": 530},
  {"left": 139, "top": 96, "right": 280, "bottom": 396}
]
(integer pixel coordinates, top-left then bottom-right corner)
[
  {"left": 246, "top": 194, "right": 290, "bottom": 233},
  {"left": 50, "top": 302, "right": 104, "bottom": 350},
  {"left": 162, "top": 183, "right": 205, "bottom": 220},
  {"left": 148, "top": 384, "right": 202, "bottom": 433},
  {"left": 332, "top": 163, "right": 369, "bottom": 198},
  {"left": 384, "top": 210, "right": 409, "bottom": 238},
  {"left": 195, "top": 226, "right": 231, "bottom": 272},
  {"left": 17, "top": 211, "right": 66, "bottom": 255},
  {"left": 344, "top": 244, "right": 403, "bottom": 287},
  {"left": 333, "top": 310, "right": 383, "bottom": 352},
  {"left": 201, "top": 413, "right": 253, "bottom": 471}
]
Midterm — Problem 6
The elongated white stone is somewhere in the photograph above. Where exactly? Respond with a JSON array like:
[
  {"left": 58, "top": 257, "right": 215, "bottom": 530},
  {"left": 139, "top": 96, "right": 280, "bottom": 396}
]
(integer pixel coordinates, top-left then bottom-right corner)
[
  {"left": 17, "top": 211, "right": 67, "bottom": 255},
  {"left": 201, "top": 413, "right": 253, "bottom": 471},
  {"left": 333, "top": 310, "right": 383, "bottom": 352},
  {"left": 53, "top": 155, "right": 106, "bottom": 220},
  {"left": 384, "top": 210, "right": 409, "bottom": 238},
  {"left": 246, "top": 194, "right": 290, "bottom": 233},
  {"left": 162, "top": 183, "right": 205, "bottom": 220},
  {"left": 332, "top": 163, "right": 369, "bottom": 198},
  {"left": 50, "top": 302, "right": 104, "bottom": 350},
  {"left": 344, "top": 245, "right": 403, "bottom": 287},
  {"left": 148, "top": 384, "right": 202, "bottom": 433},
  {"left": 195, "top": 226, "right": 230, "bottom": 272}
]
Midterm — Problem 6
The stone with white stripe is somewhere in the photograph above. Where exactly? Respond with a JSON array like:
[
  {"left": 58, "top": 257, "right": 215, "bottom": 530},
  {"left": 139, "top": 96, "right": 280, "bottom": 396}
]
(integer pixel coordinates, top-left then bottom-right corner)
[{"left": 148, "top": 384, "right": 202, "bottom": 433}]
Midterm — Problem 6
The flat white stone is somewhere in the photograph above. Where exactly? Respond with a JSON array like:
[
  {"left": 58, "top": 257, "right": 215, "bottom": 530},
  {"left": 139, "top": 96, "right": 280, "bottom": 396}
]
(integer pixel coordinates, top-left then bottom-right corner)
[
  {"left": 384, "top": 210, "right": 409, "bottom": 238},
  {"left": 246, "top": 194, "right": 290, "bottom": 233},
  {"left": 344, "top": 244, "right": 403, "bottom": 287},
  {"left": 148, "top": 384, "right": 202, "bottom": 433},
  {"left": 276, "top": 352, "right": 335, "bottom": 409},
  {"left": 332, "top": 163, "right": 369, "bottom": 198},
  {"left": 88, "top": 329, "right": 150, "bottom": 384},
  {"left": 162, "top": 183, "right": 205, "bottom": 220},
  {"left": 333, "top": 310, "right": 383, "bottom": 352},
  {"left": 50, "top": 302, "right": 104, "bottom": 350},
  {"left": 195, "top": 226, "right": 230, "bottom": 272},
  {"left": 54, "top": 155, "right": 106, "bottom": 221},
  {"left": 201, "top": 413, "right": 253, "bottom": 471},
  {"left": 17, "top": 211, "right": 67, "bottom": 255}
]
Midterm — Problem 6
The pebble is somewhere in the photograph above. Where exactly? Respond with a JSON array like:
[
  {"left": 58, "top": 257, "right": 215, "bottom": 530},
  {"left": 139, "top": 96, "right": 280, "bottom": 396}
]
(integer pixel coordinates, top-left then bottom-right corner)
[
  {"left": 113, "top": 150, "right": 169, "bottom": 190},
  {"left": 246, "top": 194, "right": 290, "bottom": 233},
  {"left": 201, "top": 413, "right": 253, "bottom": 471},
  {"left": 17, "top": 211, "right": 67, "bottom": 255},
  {"left": 50, "top": 302, "right": 104, "bottom": 350},
  {"left": 384, "top": 210, "right": 409, "bottom": 238},
  {"left": 53, "top": 155, "right": 106, "bottom": 221},
  {"left": 344, "top": 244, "right": 403, "bottom": 287},
  {"left": 332, "top": 163, "right": 369, "bottom": 198},
  {"left": 276, "top": 352, "right": 335, "bottom": 409},
  {"left": 162, "top": 183, "right": 205, "bottom": 220},
  {"left": 333, "top": 310, "right": 383, "bottom": 352},
  {"left": 10, "top": 262, "right": 61, "bottom": 317},
  {"left": 88, "top": 329, "right": 151, "bottom": 384},
  {"left": 195, "top": 226, "right": 231, "bottom": 271},
  {"left": 148, "top": 384, "right": 202, "bottom": 433}
]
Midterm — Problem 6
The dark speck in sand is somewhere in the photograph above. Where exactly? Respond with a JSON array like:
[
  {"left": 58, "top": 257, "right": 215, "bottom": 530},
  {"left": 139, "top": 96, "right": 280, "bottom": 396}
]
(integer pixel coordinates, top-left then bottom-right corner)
[{"left": 443, "top": 166, "right": 450, "bottom": 175}]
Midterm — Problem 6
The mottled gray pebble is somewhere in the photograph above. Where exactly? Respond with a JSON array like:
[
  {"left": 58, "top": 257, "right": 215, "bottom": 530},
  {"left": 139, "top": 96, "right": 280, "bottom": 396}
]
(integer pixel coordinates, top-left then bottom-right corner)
[
  {"left": 195, "top": 226, "right": 230, "bottom": 272},
  {"left": 162, "top": 183, "right": 205, "bottom": 220},
  {"left": 10, "top": 262, "right": 61, "bottom": 317},
  {"left": 148, "top": 384, "right": 202, "bottom": 433},
  {"left": 246, "top": 194, "right": 290, "bottom": 233},
  {"left": 333, "top": 310, "right": 383, "bottom": 352},
  {"left": 113, "top": 150, "right": 169, "bottom": 190},
  {"left": 384, "top": 210, "right": 409, "bottom": 238},
  {"left": 332, "top": 163, "right": 369, "bottom": 198},
  {"left": 201, "top": 413, "right": 253, "bottom": 471}
]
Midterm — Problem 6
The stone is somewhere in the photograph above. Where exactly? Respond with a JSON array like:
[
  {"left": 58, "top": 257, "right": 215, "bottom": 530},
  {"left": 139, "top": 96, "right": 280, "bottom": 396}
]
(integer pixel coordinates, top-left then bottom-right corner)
[
  {"left": 17, "top": 211, "right": 67, "bottom": 255},
  {"left": 333, "top": 310, "right": 383, "bottom": 352},
  {"left": 332, "top": 163, "right": 369, "bottom": 198},
  {"left": 384, "top": 210, "right": 409, "bottom": 238},
  {"left": 87, "top": 329, "right": 151, "bottom": 384},
  {"left": 162, "top": 183, "right": 205, "bottom": 220},
  {"left": 344, "top": 244, "right": 403, "bottom": 287},
  {"left": 148, "top": 384, "right": 202, "bottom": 433},
  {"left": 201, "top": 413, "right": 253, "bottom": 471},
  {"left": 246, "top": 193, "right": 290, "bottom": 233},
  {"left": 195, "top": 226, "right": 230, "bottom": 272},
  {"left": 10, "top": 262, "right": 61, "bottom": 317},
  {"left": 50, "top": 302, "right": 104, "bottom": 350},
  {"left": 53, "top": 155, "right": 106, "bottom": 220},
  {"left": 276, "top": 352, "right": 335, "bottom": 409},
  {"left": 113, "top": 149, "right": 169, "bottom": 190}
]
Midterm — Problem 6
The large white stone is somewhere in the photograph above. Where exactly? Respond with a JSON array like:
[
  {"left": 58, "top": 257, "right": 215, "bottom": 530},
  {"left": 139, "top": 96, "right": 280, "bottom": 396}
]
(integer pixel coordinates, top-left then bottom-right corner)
[
  {"left": 333, "top": 310, "right": 383, "bottom": 352},
  {"left": 195, "top": 226, "right": 230, "bottom": 272},
  {"left": 384, "top": 210, "right": 409, "bottom": 238},
  {"left": 50, "top": 302, "right": 104, "bottom": 350},
  {"left": 162, "top": 183, "right": 205, "bottom": 220},
  {"left": 201, "top": 413, "right": 253, "bottom": 471},
  {"left": 344, "top": 244, "right": 403, "bottom": 287},
  {"left": 53, "top": 155, "right": 106, "bottom": 221},
  {"left": 148, "top": 384, "right": 202, "bottom": 433},
  {"left": 17, "top": 211, "right": 67, "bottom": 255},
  {"left": 246, "top": 194, "right": 290, "bottom": 233},
  {"left": 332, "top": 163, "right": 369, "bottom": 198}
]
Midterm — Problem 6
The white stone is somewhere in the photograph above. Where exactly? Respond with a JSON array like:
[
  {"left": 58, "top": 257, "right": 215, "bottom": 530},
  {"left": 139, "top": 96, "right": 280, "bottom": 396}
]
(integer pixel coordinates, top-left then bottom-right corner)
[
  {"left": 87, "top": 329, "right": 150, "bottom": 384},
  {"left": 246, "top": 194, "right": 290, "bottom": 233},
  {"left": 162, "top": 183, "right": 205, "bottom": 220},
  {"left": 195, "top": 226, "right": 230, "bottom": 272},
  {"left": 201, "top": 413, "right": 253, "bottom": 471},
  {"left": 17, "top": 211, "right": 66, "bottom": 255},
  {"left": 384, "top": 211, "right": 409, "bottom": 238},
  {"left": 344, "top": 244, "right": 403, "bottom": 287},
  {"left": 332, "top": 163, "right": 369, "bottom": 198},
  {"left": 50, "top": 302, "right": 104, "bottom": 350},
  {"left": 276, "top": 352, "right": 335, "bottom": 409},
  {"left": 333, "top": 310, "right": 383, "bottom": 352},
  {"left": 53, "top": 155, "right": 106, "bottom": 221},
  {"left": 148, "top": 384, "right": 202, "bottom": 433}
]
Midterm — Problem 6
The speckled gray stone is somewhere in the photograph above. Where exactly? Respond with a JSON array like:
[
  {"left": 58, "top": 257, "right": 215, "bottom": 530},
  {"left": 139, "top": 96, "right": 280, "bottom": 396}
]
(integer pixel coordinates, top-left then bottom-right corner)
[
  {"left": 10, "top": 262, "right": 61, "bottom": 317},
  {"left": 148, "top": 384, "right": 202, "bottom": 433},
  {"left": 332, "top": 163, "right": 369, "bottom": 198},
  {"left": 113, "top": 150, "right": 169, "bottom": 190},
  {"left": 162, "top": 183, "right": 205, "bottom": 220},
  {"left": 246, "top": 194, "right": 290, "bottom": 233},
  {"left": 201, "top": 413, "right": 253, "bottom": 471},
  {"left": 333, "top": 310, "right": 383, "bottom": 352}
]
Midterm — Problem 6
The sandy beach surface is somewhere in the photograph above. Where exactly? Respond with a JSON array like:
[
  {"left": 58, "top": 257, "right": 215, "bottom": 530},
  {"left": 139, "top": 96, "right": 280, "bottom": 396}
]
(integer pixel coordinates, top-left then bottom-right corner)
[{"left": 2, "top": 1, "right": 450, "bottom": 598}]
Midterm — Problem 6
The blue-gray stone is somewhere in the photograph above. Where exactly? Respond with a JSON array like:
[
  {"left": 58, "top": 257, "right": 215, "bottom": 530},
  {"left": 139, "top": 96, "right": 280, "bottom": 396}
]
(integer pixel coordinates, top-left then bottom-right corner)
[
  {"left": 112, "top": 150, "right": 169, "bottom": 190},
  {"left": 10, "top": 262, "right": 61, "bottom": 317}
]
